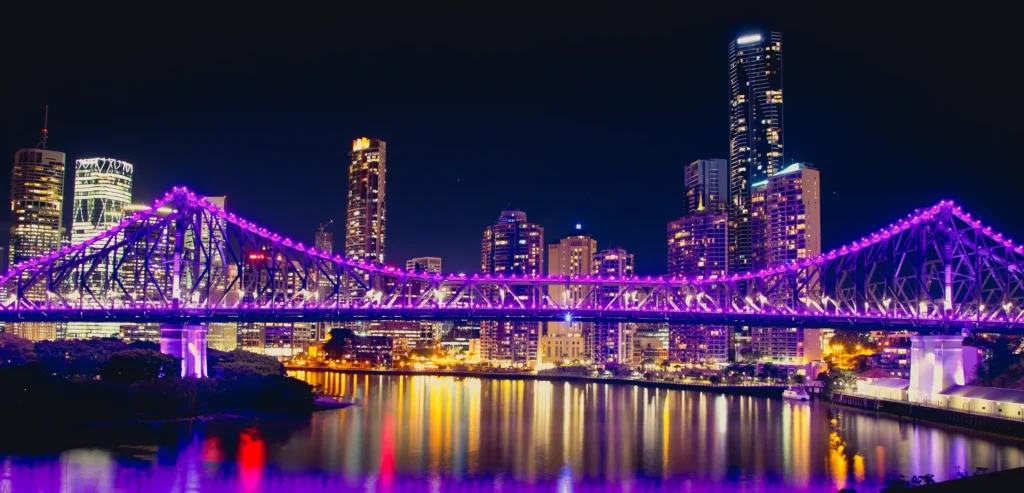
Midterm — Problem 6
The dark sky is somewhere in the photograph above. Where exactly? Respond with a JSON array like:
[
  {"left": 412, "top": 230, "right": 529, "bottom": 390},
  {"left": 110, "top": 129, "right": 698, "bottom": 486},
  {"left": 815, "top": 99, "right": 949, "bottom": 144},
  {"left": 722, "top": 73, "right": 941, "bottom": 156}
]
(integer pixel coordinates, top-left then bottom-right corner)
[{"left": 4, "top": 3, "right": 1022, "bottom": 274}]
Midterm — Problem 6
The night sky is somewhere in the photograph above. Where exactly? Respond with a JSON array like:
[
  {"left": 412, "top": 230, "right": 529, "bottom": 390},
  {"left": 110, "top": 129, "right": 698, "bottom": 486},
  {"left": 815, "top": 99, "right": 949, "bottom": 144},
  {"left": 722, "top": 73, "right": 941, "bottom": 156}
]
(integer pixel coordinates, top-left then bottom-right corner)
[{"left": 4, "top": 4, "right": 1022, "bottom": 274}]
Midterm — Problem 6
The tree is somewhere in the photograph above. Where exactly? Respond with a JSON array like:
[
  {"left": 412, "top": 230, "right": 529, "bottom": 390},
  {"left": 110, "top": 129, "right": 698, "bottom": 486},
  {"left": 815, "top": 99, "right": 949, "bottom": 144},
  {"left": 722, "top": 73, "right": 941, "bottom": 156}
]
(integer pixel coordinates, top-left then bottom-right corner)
[
  {"left": 34, "top": 338, "right": 128, "bottom": 378},
  {"left": 209, "top": 349, "right": 285, "bottom": 377},
  {"left": 324, "top": 328, "right": 357, "bottom": 359},
  {"left": 0, "top": 333, "right": 36, "bottom": 367},
  {"left": 100, "top": 349, "right": 179, "bottom": 383}
]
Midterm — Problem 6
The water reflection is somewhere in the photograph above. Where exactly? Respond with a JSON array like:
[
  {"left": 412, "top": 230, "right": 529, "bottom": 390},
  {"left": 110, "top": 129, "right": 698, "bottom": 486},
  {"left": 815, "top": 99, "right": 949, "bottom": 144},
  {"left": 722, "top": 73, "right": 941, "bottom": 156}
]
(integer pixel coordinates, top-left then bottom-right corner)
[{"left": 0, "top": 372, "right": 1021, "bottom": 492}]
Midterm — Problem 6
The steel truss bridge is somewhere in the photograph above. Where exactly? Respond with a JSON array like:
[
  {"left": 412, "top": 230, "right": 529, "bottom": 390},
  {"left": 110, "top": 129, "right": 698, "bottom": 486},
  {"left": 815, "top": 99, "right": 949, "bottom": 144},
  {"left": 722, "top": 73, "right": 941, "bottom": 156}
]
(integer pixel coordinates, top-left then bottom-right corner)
[{"left": 1, "top": 187, "right": 1023, "bottom": 332}]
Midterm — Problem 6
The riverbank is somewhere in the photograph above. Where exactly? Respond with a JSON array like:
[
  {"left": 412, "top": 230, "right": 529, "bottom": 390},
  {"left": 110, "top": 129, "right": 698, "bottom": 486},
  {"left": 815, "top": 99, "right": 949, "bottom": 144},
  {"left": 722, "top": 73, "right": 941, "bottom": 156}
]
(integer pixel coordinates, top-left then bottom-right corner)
[
  {"left": 832, "top": 392, "right": 1024, "bottom": 439},
  {"left": 287, "top": 366, "right": 788, "bottom": 398}
]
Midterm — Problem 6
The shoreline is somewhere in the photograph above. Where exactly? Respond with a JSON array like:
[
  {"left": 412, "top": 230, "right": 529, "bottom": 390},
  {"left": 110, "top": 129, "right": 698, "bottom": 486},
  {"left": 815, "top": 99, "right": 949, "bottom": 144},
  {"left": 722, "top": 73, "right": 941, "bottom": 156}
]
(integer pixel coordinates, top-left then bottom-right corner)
[
  {"left": 287, "top": 366, "right": 788, "bottom": 398},
  {"left": 829, "top": 393, "right": 1024, "bottom": 440}
]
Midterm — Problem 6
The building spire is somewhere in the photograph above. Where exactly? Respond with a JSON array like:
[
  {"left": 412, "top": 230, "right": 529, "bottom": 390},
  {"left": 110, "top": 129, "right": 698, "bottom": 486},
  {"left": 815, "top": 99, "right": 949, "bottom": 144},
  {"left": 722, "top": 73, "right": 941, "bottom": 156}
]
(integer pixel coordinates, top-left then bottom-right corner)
[{"left": 37, "top": 104, "right": 49, "bottom": 149}]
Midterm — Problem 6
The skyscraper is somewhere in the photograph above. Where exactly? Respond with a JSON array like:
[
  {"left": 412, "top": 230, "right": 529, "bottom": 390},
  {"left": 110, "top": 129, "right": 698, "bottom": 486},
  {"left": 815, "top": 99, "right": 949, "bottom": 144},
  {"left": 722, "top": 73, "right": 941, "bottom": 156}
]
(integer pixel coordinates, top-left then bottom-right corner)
[
  {"left": 7, "top": 113, "right": 65, "bottom": 341},
  {"left": 9, "top": 148, "right": 66, "bottom": 271},
  {"left": 71, "top": 158, "right": 134, "bottom": 245},
  {"left": 728, "top": 31, "right": 784, "bottom": 273},
  {"left": 667, "top": 213, "right": 729, "bottom": 366},
  {"left": 667, "top": 213, "right": 728, "bottom": 276},
  {"left": 480, "top": 210, "right": 543, "bottom": 366},
  {"left": 345, "top": 137, "right": 387, "bottom": 266},
  {"left": 685, "top": 159, "right": 729, "bottom": 214},
  {"left": 762, "top": 162, "right": 821, "bottom": 266},
  {"left": 750, "top": 162, "right": 821, "bottom": 364},
  {"left": 547, "top": 225, "right": 597, "bottom": 332},
  {"left": 592, "top": 246, "right": 636, "bottom": 367},
  {"left": 546, "top": 226, "right": 597, "bottom": 366}
]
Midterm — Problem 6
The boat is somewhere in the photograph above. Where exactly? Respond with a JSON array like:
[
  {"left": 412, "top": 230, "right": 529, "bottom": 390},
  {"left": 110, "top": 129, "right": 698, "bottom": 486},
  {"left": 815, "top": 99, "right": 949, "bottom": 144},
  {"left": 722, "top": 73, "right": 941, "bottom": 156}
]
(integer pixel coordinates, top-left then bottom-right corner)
[{"left": 782, "top": 387, "right": 810, "bottom": 401}]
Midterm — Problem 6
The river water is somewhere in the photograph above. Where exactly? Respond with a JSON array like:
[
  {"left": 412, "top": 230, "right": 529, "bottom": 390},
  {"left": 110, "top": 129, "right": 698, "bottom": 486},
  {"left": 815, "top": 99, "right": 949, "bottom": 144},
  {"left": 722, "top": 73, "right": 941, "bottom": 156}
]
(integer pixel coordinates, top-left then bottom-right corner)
[{"left": 1, "top": 371, "right": 1022, "bottom": 492}]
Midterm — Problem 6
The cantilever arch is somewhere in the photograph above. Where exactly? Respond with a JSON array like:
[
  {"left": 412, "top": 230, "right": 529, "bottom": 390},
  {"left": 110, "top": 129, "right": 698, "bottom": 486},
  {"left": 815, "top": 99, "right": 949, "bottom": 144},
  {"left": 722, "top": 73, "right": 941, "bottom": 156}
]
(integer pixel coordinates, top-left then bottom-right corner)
[
  {"left": 908, "top": 334, "right": 965, "bottom": 404},
  {"left": 160, "top": 324, "right": 208, "bottom": 378}
]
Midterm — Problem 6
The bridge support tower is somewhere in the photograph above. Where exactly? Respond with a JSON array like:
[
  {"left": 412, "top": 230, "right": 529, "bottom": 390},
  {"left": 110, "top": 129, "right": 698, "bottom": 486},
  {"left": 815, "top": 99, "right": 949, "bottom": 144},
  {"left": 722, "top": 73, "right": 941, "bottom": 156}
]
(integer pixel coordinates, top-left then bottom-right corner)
[
  {"left": 908, "top": 334, "right": 966, "bottom": 404},
  {"left": 160, "top": 324, "right": 208, "bottom": 378}
]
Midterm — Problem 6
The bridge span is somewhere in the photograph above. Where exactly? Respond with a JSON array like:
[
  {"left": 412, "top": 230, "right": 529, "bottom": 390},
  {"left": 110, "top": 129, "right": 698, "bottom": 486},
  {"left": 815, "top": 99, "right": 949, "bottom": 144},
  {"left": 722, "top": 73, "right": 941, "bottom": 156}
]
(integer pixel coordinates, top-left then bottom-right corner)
[{"left": 0, "top": 187, "right": 1022, "bottom": 332}]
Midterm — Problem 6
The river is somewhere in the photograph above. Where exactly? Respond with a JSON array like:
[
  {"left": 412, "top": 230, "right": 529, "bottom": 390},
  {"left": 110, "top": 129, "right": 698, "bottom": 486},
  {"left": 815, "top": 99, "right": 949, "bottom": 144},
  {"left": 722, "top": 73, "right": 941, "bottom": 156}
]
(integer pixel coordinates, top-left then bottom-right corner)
[{"left": 1, "top": 371, "right": 1022, "bottom": 492}]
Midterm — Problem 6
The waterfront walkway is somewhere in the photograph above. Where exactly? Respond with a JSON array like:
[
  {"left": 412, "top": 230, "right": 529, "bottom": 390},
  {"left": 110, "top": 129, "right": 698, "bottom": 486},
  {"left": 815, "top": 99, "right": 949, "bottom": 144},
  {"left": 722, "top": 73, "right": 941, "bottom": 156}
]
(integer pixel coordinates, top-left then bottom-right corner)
[{"left": 833, "top": 392, "right": 1024, "bottom": 438}]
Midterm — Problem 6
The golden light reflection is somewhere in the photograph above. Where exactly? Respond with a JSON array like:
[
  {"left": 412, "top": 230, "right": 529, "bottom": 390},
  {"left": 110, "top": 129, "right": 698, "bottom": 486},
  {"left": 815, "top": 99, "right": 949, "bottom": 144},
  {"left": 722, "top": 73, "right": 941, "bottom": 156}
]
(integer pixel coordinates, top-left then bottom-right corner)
[{"left": 286, "top": 372, "right": 1024, "bottom": 489}]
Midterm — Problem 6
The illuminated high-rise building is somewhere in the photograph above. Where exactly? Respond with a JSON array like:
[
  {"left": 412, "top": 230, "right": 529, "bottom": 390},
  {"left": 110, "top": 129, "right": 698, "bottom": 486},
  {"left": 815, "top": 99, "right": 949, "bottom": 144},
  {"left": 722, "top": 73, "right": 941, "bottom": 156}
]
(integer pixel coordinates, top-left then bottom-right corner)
[
  {"left": 685, "top": 159, "right": 728, "bottom": 214},
  {"left": 64, "top": 158, "right": 135, "bottom": 339},
  {"left": 315, "top": 229, "right": 334, "bottom": 256},
  {"left": 544, "top": 226, "right": 597, "bottom": 367},
  {"left": 667, "top": 168, "right": 731, "bottom": 367},
  {"left": 762, "top": 162, "right": 821, "bottom": 266},
  {"left": 71, "top": 158, "right": 134, "bottom": 245},
  {"left": 666, "top": 212, "right": 729, "bottom": 367},
  {"left": 750, "top": 162, "right": 821, "bottom": 364},
  {"left": 592, "top": 246, "right": 636, "bottom": 367},
  {"left": 345, "top": 137, "right": 387, "bottom": 265},
  {"left": 406, "top": 256, "right": 442, "bottom": 273},
  {"left": 547, "top": 225, "right": 597, "bottom": 330},
  {"left": 728, "top": 31, "right": 784, "bottom": 273},
  {"left": 9, "top": 148, "right": 66, "bottom": 273},
  {"left": 480, "top": 210, "right": 543, "bottom": 366},
  {"left": 7, "top": 113, "right": 65, "bottom": 341}
]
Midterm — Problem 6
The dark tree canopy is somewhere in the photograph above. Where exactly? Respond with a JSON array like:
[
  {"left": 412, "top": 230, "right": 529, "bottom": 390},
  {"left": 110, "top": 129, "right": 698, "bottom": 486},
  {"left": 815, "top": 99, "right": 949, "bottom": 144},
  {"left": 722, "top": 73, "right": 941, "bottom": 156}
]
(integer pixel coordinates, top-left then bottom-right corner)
[
  {"left": 100, "top": 349, "right": 179, "bottom": 383},
  {"left": 0, "top": 333, "right": 36, "bottom": 367},
  {"left": 208, "top": 348, "right": 285, "bottom": 377}
]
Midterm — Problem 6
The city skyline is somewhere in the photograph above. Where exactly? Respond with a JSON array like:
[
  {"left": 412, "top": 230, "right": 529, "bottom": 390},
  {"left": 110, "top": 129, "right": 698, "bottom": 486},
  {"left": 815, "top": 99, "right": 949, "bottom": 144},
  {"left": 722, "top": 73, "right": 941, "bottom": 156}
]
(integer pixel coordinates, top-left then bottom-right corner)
[{"left": 5, "top": 5, "right": 1021, "bottom": 276}]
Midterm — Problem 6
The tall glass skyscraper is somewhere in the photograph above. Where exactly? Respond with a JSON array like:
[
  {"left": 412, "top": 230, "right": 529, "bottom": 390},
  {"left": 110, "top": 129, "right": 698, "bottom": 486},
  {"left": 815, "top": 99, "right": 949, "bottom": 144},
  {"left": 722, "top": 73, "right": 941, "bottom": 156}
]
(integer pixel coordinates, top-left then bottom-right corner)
[
  {"left": 480, "top": 210, "right": 544, "bottom": 366},
  {"left": 71, "top": 158, "right": 134, "bottom": 245},
  {"left": 8, "top": 145, "right": 65, "bottom": 341},
  {"left": 9, "top": 149, "right": 66, "bottom": 269},
  {"left": 345, "top": 137, "right": 387, "bottom": 265},
  {"left": 66, "top": 158, "right": 134, "bottom": 339},
  {"left": 728, "top": 31, "right": 784, "bottom": 273}
]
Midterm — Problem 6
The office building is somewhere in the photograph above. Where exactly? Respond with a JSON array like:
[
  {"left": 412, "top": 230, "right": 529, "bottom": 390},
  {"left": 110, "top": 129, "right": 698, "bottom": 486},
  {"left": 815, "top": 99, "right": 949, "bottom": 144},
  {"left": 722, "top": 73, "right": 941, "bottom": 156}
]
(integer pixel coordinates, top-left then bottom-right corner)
[
  {"left": 728, "top": 31, "right": 784, "bottom": 273},
  {"left": 7, "top": 119, "right": 66, "bottom": 341},
  {"left": 685, "top": 159, "right": 728, "bottom": 214},
  {"left": 345, "top": 137, "right": 387, "bottom": 265},
  {"left": 207, "top": 323, "right": 239, "bottom": 351},
  {"left": 70, "top": 158, "right": 134, "bottom": 244},
  {"left": 315, "top": 228, "right": 333, "bottom": 255},
  {"left": 591, "top": 247, "right": 636, "bottom": 366},
  {"left": 65, "top": 158, "right": 135, "bottom": 339},
  {"left": 406, "top": 256, "right": 442, "bottom": 273},
  {"left": 547, "top": 226, "right": 597, "bottom": 348},
  {"left": 480, "top": 209, "right": 543, "bottom": 366},
  {"left": 119, "top": 324, "right": 162, "bottom": 344},
  {"left": 239, "top": 322, "right": 312, "bottom": 358},
  {"left": 538, "top": 331, "right": 586, "bottom": 368},
  {"left": 8, "top": 148, "right": 66, "bottom": 278}
]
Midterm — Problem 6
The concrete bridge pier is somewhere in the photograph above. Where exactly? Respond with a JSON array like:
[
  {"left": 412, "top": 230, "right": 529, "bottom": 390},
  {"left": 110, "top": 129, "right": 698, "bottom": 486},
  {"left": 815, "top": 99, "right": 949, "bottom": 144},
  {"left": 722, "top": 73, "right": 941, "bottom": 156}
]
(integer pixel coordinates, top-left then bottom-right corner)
[
  {"left": 908, "top": 334, "right": 966, "bottom": 404},
  {"left": 159, "top": 323, "right": 208, "bottom": 378}
]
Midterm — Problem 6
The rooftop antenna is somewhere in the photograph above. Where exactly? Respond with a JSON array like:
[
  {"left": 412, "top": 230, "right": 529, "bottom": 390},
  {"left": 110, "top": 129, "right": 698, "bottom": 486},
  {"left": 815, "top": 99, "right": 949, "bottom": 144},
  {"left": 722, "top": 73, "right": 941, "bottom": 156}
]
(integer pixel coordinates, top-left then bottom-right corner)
[{"left": 37, "top": 105, "right": 49, "bottom": 149}]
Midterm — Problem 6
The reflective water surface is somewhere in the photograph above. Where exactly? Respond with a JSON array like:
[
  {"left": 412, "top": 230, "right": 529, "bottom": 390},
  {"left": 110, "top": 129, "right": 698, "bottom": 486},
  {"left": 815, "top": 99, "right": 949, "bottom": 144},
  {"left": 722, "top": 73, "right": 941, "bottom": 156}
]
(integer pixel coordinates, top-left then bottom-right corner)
[{"left": 2, "top": 371, "right": 1023, "bottom": 492}]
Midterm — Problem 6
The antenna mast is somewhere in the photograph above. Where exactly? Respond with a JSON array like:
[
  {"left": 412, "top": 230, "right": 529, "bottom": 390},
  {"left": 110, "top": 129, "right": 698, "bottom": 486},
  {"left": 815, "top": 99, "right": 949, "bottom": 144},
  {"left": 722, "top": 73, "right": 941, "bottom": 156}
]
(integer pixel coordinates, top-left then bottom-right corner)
[{"left": 38, "top": 105, "right": 49, "bottom": 149}]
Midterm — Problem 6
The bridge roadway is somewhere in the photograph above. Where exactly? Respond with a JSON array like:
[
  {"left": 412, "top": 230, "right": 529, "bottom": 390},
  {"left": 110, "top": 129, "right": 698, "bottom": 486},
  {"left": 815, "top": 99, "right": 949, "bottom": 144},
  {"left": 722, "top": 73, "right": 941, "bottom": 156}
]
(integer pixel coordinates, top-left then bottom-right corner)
[{"left": 0, "top": 306, "right": 1014, "bottom": 332}]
